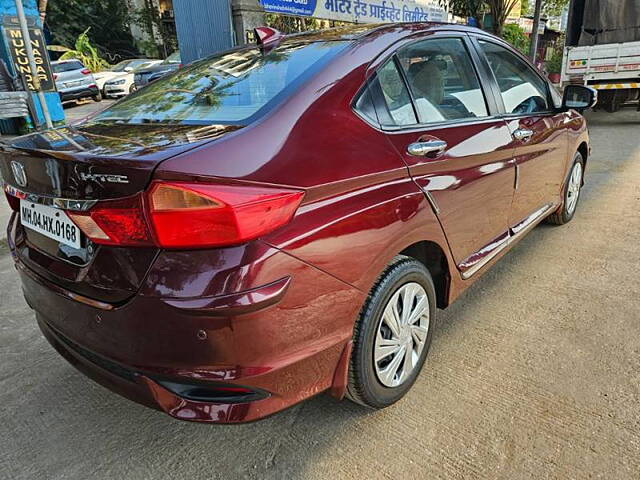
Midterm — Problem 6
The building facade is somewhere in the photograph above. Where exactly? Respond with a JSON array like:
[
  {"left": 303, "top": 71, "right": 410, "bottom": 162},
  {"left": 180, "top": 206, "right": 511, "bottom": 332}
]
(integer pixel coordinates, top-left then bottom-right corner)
[{"left": 128, "top": 0, "right": 177, "bottom": 58}]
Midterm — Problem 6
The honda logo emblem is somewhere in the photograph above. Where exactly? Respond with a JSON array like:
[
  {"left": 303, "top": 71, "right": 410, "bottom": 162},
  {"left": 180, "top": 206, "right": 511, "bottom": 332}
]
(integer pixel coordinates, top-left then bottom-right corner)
[{"left": 10, "top": 161, "right": 27, "bottom": 187}]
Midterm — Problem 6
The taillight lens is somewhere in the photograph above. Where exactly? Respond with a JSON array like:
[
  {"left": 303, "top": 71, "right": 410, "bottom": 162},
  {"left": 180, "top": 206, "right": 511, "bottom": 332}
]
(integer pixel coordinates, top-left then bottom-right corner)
[
  {"left": 67, "top": 182, "right": 304, "bottom": 249},
  {"left": 147, "top": 182, "right": 304, "bottom": 248},
  {"left": 81, "top": 68, "right": 91, "bottom": 75},
  {"left": 67, "top": 195, "right": 153, "bottom": 247}
]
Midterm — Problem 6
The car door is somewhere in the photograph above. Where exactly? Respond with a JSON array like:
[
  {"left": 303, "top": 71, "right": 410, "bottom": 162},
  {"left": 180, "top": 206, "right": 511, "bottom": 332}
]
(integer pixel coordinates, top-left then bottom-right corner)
[
  {"left": 358, "top": 35, "right": 516, "bottom": 278},
  {"left": 473, "top": 37, "right": 569, "bottom": 229}
]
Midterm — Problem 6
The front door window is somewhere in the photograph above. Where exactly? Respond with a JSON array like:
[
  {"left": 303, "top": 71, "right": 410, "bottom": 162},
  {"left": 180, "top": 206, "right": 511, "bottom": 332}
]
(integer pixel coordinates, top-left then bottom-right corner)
[{"left": 478, "top": 40, "right": 550, "bottom": 114}]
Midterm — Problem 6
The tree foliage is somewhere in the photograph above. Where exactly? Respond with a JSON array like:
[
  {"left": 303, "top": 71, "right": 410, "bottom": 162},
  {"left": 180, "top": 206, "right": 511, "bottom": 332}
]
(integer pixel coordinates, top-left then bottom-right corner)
[
  {"left": 542, "top": 0, "right": 569, "bottom": 16},
  {"left": 45, "top": 0, "right": 139, "bottom": 62},
  {"left": 502, "top": 23, "right": 530, "bottom": 53},
  {"left": 129, "top": 0, "right": 177, "bottom": 59},
  {"left": 49, "top": 28, "right": 110, "bottom": 71},
  {"left": 442, "top": 0, "right": 569, "bottom": 37},
  {"left": 441, "top": 0, "right": 486, "bottom": 28},
  {"left": 544, "top": 34, "right": 565, "bottom": 73},
  {"left": 266, "top": 13, "right": 326, "bottom": 33},
  {"left": 485, "top": 0, "right": 520, "bottom": 36}
]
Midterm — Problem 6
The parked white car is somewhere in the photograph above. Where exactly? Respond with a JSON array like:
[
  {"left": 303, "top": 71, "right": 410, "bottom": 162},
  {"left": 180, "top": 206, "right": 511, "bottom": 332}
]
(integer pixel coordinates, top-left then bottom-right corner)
[
  {"left": 94, "top": 59, "right": 160, "bottom": 93},
  {"left": 103, "top": 61, "right": 162, "bottom": 98}
]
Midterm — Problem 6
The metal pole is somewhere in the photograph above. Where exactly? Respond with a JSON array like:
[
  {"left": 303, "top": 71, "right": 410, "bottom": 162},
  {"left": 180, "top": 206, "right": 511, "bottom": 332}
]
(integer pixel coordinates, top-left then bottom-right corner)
[
  {"left": 529, "top": 0, "right": 543, "bottom": 62},
  {"left": 14, "top": 0, "right": 53, "bottom": 129}
]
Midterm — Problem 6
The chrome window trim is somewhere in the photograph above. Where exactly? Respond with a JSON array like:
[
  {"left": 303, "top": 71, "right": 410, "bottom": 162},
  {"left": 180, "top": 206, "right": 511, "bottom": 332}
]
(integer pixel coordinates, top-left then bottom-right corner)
[
  {"left": 351, "top": 32, "right": 498, "bottom": 132},
  {"left": 4, "top": 184, "right": 97, "bottom": 212}
]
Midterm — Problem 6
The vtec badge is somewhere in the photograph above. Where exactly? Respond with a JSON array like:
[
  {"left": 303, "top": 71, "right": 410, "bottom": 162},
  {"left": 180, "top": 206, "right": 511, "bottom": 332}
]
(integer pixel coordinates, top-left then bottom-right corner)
[{"left": 79, "top": 172, "right": 130, "bottom": 184}]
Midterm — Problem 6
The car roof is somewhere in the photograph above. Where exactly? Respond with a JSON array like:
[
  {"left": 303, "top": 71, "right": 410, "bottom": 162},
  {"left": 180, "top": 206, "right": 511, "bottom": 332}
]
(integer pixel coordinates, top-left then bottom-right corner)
[{"left": 283, "top": 22, "right": 484, "bottom": 43}]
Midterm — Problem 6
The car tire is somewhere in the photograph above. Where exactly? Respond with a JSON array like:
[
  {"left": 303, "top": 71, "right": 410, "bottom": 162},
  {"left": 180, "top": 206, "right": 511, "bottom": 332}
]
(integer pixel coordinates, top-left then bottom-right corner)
[
  {"left": 129, "top": 84, "right": 137, "bottom": 94},
  {"left": 547, "top": 151, "right": 584, "bottom": 225},
  {"left": 92, "top": 91, "right": 103, "bottom": 102},
  {"left": 346, "top": 255, "right": 436, "bottom": 409}
]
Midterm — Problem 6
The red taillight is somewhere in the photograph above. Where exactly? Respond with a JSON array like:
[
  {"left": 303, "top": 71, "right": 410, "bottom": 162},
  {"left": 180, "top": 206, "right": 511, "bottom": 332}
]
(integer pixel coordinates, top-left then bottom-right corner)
[
  {"left": 4, "top": 191, "right": 20, "bottom": 211},
  {"left": 67, "top": 194, "right": 153, "bottom": 247},
  {"left": 147, "top": 182, "right": 304, "bottom": 248},
  {"left": 67, "top": 182, "right": 304, "bottom": 249},
  {"left": 81, "top": 68, "right": 91, "bottom": 75},
  {"left": 53, "top": 73, "right": 58, "bottom": 81}
]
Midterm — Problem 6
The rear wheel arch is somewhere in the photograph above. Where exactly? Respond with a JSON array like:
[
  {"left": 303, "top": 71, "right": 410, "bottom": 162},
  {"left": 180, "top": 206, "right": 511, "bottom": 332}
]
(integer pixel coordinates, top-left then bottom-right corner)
[
  {"left": 399, "top": 240, "right": 450, "bottom": 309},
  {"left": 577, "top": 141, "right": 588, "bottom": 180}
]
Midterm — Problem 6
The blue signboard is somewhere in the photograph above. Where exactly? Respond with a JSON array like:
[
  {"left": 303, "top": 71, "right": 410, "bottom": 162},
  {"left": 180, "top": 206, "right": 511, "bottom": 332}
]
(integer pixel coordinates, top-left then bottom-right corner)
[{"left": 260, "top": 0, "right": 318, "bottom": 16}]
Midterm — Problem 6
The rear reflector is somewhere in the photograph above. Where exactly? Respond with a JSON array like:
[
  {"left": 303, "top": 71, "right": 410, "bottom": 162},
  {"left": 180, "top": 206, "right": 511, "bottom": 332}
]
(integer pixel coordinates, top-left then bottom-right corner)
[{"left": 67, "top": 181, "right": 304, "bottom": 249}]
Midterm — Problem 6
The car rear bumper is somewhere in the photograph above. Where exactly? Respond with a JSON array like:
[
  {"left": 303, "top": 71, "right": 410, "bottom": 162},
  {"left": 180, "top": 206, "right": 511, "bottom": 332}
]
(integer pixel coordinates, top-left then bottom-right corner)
[
  {"left": 59, "top": 86, "right": 99, "bottom": 101},
  {"left": 11, "top": 218, "right": 361, "bottom": 423},
  {"left": 36, "top": 316, "right": 288, "bottom": 423}
]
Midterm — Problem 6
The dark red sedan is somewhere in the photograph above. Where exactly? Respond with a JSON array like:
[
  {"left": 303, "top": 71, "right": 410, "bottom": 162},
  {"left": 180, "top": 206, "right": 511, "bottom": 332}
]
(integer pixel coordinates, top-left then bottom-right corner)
[{"left": 1, "top": 23, "right": 594, "bottom": 423}]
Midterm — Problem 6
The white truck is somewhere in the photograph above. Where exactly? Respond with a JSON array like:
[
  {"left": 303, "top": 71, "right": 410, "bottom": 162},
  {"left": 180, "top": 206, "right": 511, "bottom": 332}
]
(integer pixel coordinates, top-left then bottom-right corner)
[{"left": 561, "top": 0, "right": 640, "bottom": 112}]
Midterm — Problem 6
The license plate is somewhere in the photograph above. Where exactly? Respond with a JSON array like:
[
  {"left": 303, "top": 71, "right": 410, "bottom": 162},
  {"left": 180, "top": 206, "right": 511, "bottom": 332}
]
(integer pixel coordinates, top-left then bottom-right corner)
[
  {"left": 65, "top": 80, "right": 82, "bottom": 88},
  {"left": 20, "top": 200, "right": 81, "bottom": 249}
]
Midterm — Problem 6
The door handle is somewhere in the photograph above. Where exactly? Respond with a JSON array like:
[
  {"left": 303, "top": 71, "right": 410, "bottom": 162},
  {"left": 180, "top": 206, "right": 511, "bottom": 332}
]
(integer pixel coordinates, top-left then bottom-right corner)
[
  {"left": 407, "top": 140, "right": 447, "bottom": 157},
  {"left": 513, "top": 128, "right": 534, "bottom": 142}
]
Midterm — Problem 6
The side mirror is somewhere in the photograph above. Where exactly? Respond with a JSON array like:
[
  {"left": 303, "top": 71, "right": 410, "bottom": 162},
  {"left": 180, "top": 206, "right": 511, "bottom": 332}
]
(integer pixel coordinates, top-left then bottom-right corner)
[{"left": 562, "top": 85, "right": 597, "bottom": 111}]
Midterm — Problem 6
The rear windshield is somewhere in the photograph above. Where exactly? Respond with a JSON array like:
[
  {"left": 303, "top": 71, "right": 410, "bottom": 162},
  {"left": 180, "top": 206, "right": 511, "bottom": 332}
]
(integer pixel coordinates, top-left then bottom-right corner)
[
  {"left": 92, "top": 41, "right": 346, "bottom": 126},
  {"left": 53, "top": 61, "right": 84, "bottom": 73},
  {"left": 111, "top": 59, "right": 153, "bottom": 72}
]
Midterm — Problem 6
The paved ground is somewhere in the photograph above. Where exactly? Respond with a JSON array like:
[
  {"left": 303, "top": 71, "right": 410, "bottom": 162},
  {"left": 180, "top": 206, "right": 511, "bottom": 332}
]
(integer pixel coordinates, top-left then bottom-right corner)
[{"left": 1, "top": 109, "right": 639, "bottom": 480}]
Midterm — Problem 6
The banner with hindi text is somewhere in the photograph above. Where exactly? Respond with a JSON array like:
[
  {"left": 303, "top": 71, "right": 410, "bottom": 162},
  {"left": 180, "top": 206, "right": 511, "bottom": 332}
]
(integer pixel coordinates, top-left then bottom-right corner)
[{"left": 259, "top": 0, "right": 447, "bottom": 24}]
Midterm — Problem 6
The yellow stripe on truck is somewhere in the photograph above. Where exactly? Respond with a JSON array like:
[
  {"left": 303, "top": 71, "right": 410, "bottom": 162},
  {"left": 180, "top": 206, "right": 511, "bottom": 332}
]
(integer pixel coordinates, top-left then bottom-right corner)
[{"left": 592, "top": 83, "right": 639, "bottom": 90}]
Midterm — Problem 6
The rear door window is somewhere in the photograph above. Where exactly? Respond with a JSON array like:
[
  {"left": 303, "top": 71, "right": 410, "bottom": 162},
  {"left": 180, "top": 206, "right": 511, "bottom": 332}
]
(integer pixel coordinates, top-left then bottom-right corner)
[
  {"left": 396, "top": 37, "right": 489, "bottom": 124},
  {"left": 375, "top": 59, "right": 417, "bottom": 127},
  {"left": 53, "top": 61, "right": 84, "bottom": 73},
  {"left": 478, "top": 40, "right": 550, "bottom": 114},
  {"left": 353, "top": 59, "right": 417, "bottom": 128}
]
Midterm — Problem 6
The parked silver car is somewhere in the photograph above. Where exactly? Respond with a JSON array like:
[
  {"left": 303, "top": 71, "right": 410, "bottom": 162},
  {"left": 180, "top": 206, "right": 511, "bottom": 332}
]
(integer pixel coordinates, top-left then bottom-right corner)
[{"left": 52, "top": 60, "right": 101, "bottom": 103}]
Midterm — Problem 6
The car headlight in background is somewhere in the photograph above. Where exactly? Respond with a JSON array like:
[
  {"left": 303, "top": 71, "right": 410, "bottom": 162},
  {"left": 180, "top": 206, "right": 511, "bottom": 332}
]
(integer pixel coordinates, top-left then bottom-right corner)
[{"left": 108, "top": 79, "right": 126, "bottom": 86}]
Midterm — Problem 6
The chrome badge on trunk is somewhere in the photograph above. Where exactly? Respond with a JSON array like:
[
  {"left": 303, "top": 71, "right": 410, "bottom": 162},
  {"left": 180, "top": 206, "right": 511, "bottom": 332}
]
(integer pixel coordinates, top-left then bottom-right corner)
[{"left": 10, "top": 161, "right": 27, "bottom": 187}]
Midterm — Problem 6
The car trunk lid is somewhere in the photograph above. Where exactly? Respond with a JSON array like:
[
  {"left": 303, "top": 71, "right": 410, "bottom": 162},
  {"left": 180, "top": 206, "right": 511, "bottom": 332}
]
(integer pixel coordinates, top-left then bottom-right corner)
[{"left": 2, "top": 122, "right": 243, "bottom": 304}]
